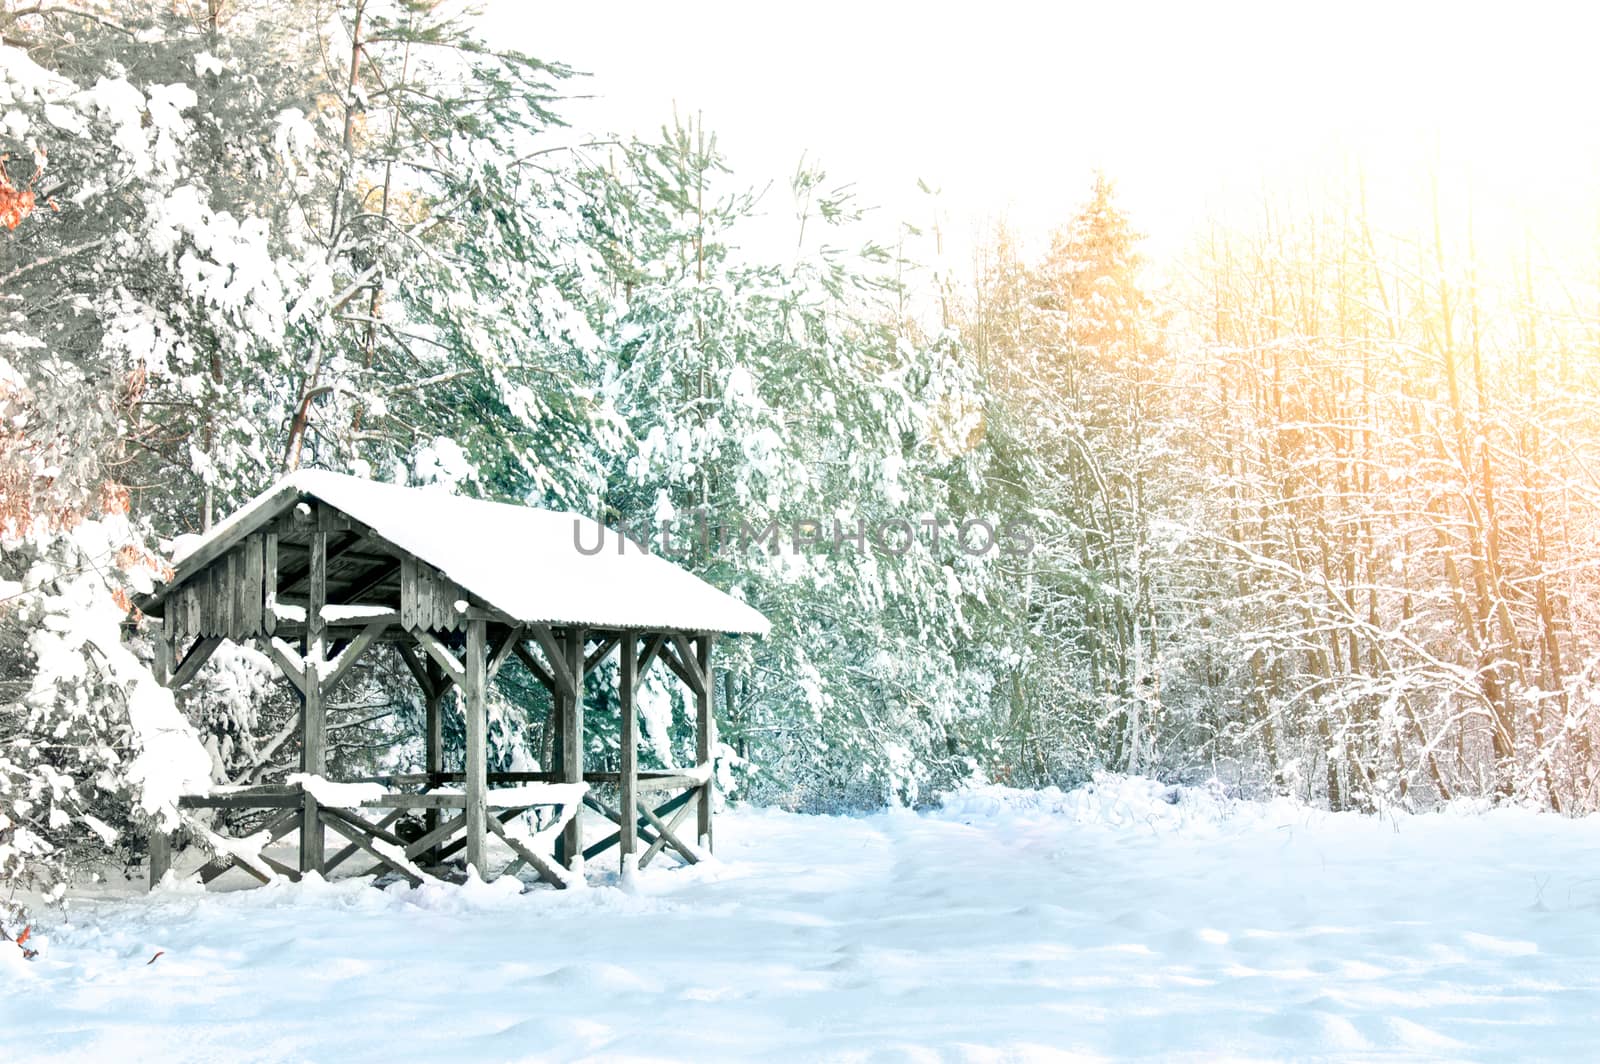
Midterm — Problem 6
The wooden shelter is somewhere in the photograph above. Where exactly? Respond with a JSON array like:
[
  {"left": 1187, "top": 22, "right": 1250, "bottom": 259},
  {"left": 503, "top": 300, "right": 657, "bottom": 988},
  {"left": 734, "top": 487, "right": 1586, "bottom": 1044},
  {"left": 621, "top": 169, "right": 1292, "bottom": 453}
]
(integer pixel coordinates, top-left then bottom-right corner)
[{"left": 135, "top": 471, "right": 769, "bottom": 890}]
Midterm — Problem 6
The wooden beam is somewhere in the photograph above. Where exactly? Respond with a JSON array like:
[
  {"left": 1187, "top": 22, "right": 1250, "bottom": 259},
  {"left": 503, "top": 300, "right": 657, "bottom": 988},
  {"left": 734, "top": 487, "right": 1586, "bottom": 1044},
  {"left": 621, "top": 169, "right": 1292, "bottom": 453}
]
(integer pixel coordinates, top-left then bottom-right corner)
[
  {"left": 319, "top": 812, "right": 422, "bottom": 887},
  {"left": 433, "top": 807, "right": 525, "bottom": 862},
  {"left": 410, "top": 627, "right": 466, "bottom": 690},
  {"left": 458, "top": 604, "right": 522, "bottom": 625},
  {"left": 193, "top": 809, "right": 299, "bottom": 885},
  {"left": 262, "top": 532, "right": 278, "bottom": 636},
  {"left": 584, "top": 634, "right": 620, "bottom": 673},
  {"left": 404, "top": 810, "right": 467, "bottom": 862},
  {"left": 395, "top": 643, "right": 437, "bottom": 699},
  {"left": 486, "top": 816, "right": 573, "bottom": 889},
  {"left": 349, "top": 793, "right": 466, "bottom": 810},
  {"left": 147, "top": 829, "right": 171, "bottom": 890},
  {"left": 423, "top": 655, "right": 444, "bottom": 851},
  {"left": 299, "top": 523, "right": 327, "bottom": 875},
  {"left": 619, "top": 631, "right": 638, "bottom": 871},
  {"left": 325, "top": 808, "right": 404, "bottom": 873},
  {"left": 672, "top": 633, "right": 708, "bottom": 695},
  {"left": 634, "top": 634, "right": 667, "bottom": 692},
  {"left": 639, "top": 791, "right": 700, "bottom": 868},
  {"left": 265, "top": 637, "right": 306, "bottom": 695},
  {"left": 339, "top": 557, "right": 402, "bottom": 603},
  {"left": 242, "top": 534, "right": 265, "bottom": 638},
  {"left": 486, "top": 624, "right": 522, "bottom": 684},
  {"left": 169, "top": 636, "right": 223, "bottom": 689},
  {"left": 319, "top": 805, "right": 410, "bottom": 849},
  {"left": 560, "top": 627, "right": 586, "bottom": 871},
  {"left": 150, "top": 621, "right": 173, "bottom": 686},
  {"left": 179, "top": 791, "right": 304, "bottom": 810},
  {"left": 277, "top": 529, "right": 363, "bottom": 595},
  {"left": 463, "top": 617, "right": 489, "bottom": 876},
  {"left": 657, "top": 637, "right": 704, "bottom": 697},
  {"left": 696, "top": 634, "right": 715, "bottom": 852},
  {"left": 199, "top": 851, "right": 273, "bottom": 886},
  {"left": 527, "top": 624, "right": 576, "bottom": 696},
  {"left": 321, "top": 619, "right": 389, "bottom": 692},
  {"left": 511, "top": 640, "right": 556, "bottom": 692}
]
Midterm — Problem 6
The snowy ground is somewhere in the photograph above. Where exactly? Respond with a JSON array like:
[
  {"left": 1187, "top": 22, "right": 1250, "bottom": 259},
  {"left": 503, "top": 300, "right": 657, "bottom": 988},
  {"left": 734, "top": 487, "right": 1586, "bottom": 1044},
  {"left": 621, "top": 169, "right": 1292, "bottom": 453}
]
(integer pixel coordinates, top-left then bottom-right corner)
[{"left": 7, "top": 778, "right": 1600, "bottom": 1062}]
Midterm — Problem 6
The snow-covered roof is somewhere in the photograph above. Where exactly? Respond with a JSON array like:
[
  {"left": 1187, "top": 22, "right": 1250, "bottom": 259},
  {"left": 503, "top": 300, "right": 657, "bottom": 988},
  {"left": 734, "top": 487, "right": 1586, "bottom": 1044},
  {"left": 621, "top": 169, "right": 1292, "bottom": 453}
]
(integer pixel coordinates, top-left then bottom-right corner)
[{"left": 159, "top": 470, "right": 770, "bottom": 636}]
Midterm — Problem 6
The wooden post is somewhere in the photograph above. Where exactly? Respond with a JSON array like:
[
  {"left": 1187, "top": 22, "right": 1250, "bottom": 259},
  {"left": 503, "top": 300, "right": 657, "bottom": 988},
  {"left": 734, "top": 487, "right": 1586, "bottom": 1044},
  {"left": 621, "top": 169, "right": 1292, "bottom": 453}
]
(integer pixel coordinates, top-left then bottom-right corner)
[
  {"left": 262, "top": 532, "right": 278, "bottom": 635},
  {"left": 299, "top": 523, "right": 327, "bottom": 875},
  {"left": 148, "top": 829, "right": 172, "bottom": 889},
  {"left": 424, "top": 657, "right": 444, "bottom": 860},
  {"left": 560, "top": 626, "right": 586, "bottom": 872},
  {"left": 464, "top": 617, "right": 488, "bottom": 876},
  {"left": 696, "top": 634, "right": 714, "bottom": 853},
  {"left": 151, "top": 620, "right": 173, "bottom": 685},
  {"left": 148, "top": 621, "right": 175, "bottom": 892},
  {"left": 619, "top": 631, "right": 637, "bottom": 873}
]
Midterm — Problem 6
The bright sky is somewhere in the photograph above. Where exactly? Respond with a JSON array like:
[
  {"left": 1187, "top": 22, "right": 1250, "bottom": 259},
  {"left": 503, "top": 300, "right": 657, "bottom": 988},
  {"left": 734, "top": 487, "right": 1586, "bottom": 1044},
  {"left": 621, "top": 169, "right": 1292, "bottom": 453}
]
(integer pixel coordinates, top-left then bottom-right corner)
[{"left": 483, "top": 1, "right": 1600, "bottom": 272}]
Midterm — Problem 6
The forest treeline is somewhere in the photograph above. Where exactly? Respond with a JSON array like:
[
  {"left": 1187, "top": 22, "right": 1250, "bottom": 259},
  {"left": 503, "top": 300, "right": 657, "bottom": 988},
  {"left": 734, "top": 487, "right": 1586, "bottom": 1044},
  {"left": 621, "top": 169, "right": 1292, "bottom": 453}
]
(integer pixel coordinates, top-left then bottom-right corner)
[{"left": 2, "top": 1, "right": 1599, "bottom": 905}]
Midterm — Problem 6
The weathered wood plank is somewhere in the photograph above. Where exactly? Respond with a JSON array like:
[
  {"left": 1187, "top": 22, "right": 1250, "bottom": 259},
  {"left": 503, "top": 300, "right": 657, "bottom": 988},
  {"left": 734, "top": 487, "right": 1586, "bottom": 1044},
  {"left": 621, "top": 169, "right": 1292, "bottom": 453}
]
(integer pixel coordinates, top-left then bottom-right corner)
[
  {"left": 262, "top": 532, "right": 279, "bottom": 636},
  {"left": 696, "top": 634, "right": 715, "bottom": 852},
  {"left": 227, "top": 546, "right": 243, "bottom": 640},
  {"left": 170, "top": 635, "right": 223, "bottom": 689},
  {"left": 147, "top": 829, "right": 171, "bottom": 890},
  {"left": 671, "top": 633, "right": 708, "bottom": 696},
  {"left": 165, "top": 588, "right": 184, "bottom": 650},
  {"left": 410, "top": 628, "right": 465, "bottom": 689},
  {"left": 634, "top": 634, "right": 667, "bottom": 692},
  {"left": 511, "top": 639, "right": 556, "bottom": 692},
  {"left": 341, "top": 556, "right": 401, "bottom": 604},
  {"left": 434, "top": 807, "right": 526, "bottom": 862},
  {"left": 423, "top": 653, "right": 445, "bottom": 851},
  {"left": 404, "top": 810, "right": 467, "bottom": 861},
  {"left": 486, "top": 815, "right": 572, "bottom": 889},
  {"left": 463, "top": 617, "right": 488, "bottom": 876},
  {"left": 486, "top": 625, "right": 521, "bottom": 684},
  {"left": 656, "top": 637, "right": 702, "bottom": 696},
  {"left": 560, "top": 626, "right": 586, "bottom": 870},
  {"left": 395, "top": 642, "right": 435, "bottom": 697},
  {"left": 639, "top": 790, "right": 700, "bottom": 868},
  {"left": 150, "top": 623, "right": 173, "bottom": 686},
  {"left": 259, "top": 853, "right": 302, "bottom": 881},
  {"left": 300, "top": 523, "right": 327, "bottom": 875},
  {"left": 266, "top": 636, "right": 306, "bottom": 695},
  {"left": 199, "top": 851, "right": 273, "bottom": 886},
  {"left": 243, "top": 534, "right": 264, "bottom": 638},
  {"left": 619, "top": 631, "right": 638, "bottom": 869},
  {"left": 584, "top": 634, "right": 620, "bottom": 673},
  {"left": 319, "top": 812, "right": 423, "bottom": 887},
  {"left": 442, "top": 577, "right": 464, "bottom": 632},
  {"left": 400, "top": 556, "right": 416, "bottom": 629},
  {"left": 321, "top": 619, "right": 389, "bottom": 692},
  {"left": 527, "top": 624, "right": 576, "bottom": 696},
  {"left": 353, "top": 793, "right": 467, "bottom": 810},
  {"left": 413, "top": 563, "right": 432, "bottom": 631},
  {"left": 196, "top": 567, "right": 212, "bottom": 637},
  {"left": 325, "top": 807, "right": 405, "bottom": 873},
  {"left": 186, "top": 583, "right": 201, "bottom": 645},
  {"left": 179, "top": 793, "right": 304, "bottom": 810},
  {"left": 319, "top": 805, "right": 410, "bottom": 849}
]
